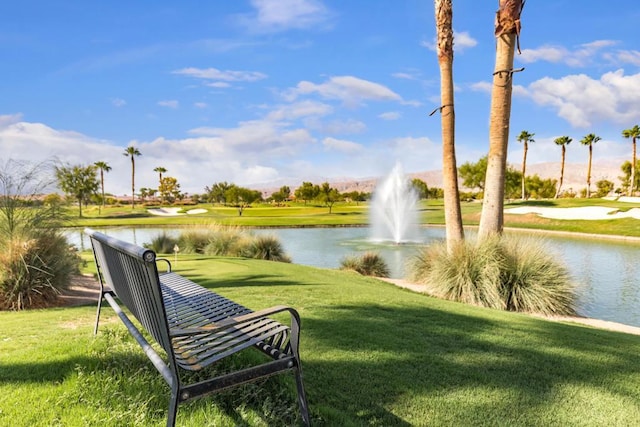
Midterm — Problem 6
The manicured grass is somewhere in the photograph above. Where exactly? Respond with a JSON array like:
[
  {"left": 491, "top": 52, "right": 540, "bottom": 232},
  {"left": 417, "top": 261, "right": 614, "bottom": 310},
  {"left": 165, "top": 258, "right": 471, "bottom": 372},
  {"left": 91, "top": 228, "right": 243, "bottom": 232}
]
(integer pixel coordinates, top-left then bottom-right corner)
[
  {"left": 66, "top": 198, "right": 640, "bottom": 239},
  {"left": 2, "top": 255, "right": 640, "bottom": 425}
]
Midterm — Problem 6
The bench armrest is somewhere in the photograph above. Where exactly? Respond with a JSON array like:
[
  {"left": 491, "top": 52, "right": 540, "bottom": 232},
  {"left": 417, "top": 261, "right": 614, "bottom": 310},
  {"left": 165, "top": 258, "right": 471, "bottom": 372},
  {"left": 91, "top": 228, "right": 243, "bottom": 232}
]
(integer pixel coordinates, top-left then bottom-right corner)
[
  {"left": 169, "top": 305, "right": 300, "bottom": 337},
  {"left": 156, "top": 258, "right": 172, "bottom": 273}
]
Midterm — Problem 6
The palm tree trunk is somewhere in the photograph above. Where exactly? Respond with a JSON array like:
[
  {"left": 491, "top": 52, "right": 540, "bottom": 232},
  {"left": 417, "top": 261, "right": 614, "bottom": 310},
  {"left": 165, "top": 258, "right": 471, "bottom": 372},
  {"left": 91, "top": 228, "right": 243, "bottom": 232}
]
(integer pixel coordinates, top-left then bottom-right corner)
[
  {"left": 131, "top": 157, "right": 135, "bottom": 209},
  {"left": 478, "top": 31, "right": 517, "bottom": 239},
  {"left": 521, "top": 141, "right": 527, "bottom": 200},
  {"left": 100, "top": 170, "right": 105, "bottom": 209},
  {"left": 631, "top": 139, "right": 637, "bottom": 196},
  {"left": 435, "top": 0, "right": 464, "bottom": 250},
  {"left": 587, "top": 145, "right": 593, "bottom": 198},
  {"left": 555, "top": 147, "right": 566, "bottom": 199}
]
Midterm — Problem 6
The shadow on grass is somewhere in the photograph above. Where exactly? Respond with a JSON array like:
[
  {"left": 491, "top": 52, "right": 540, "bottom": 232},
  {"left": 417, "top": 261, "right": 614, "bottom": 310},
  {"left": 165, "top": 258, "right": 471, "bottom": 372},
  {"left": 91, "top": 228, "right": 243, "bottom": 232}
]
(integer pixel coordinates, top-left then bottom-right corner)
[{"left": 301, "top": 303, "right": 640, "bottom": 425}]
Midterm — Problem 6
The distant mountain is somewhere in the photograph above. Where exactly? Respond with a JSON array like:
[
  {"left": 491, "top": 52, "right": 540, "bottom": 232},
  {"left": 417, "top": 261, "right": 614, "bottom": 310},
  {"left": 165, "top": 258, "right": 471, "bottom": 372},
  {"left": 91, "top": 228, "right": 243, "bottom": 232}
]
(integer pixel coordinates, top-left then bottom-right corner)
[{"left": 252, "top": 160, "right": 627, "bottom": 196}]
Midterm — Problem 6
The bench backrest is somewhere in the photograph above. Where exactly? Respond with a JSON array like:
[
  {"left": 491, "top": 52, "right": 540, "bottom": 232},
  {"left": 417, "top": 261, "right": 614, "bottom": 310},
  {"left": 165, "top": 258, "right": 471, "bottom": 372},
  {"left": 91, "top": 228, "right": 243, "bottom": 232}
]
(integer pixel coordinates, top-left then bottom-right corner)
[{"left": 86, "top": 228, "right": 173, "bottom": 355}]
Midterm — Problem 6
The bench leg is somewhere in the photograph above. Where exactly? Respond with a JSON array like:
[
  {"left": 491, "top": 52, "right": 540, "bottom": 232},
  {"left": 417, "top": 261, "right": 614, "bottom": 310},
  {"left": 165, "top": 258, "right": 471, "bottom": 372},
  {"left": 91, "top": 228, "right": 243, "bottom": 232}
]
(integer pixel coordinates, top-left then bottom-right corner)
[
  {"left": 295, "top": 367, "right": 311, "bottom": 426},
  {"left": 93, "top": 292, "right": 105, "bottom": 336},
  {"left": 167, "top": 388, "right": 179, "bottom": 427}
]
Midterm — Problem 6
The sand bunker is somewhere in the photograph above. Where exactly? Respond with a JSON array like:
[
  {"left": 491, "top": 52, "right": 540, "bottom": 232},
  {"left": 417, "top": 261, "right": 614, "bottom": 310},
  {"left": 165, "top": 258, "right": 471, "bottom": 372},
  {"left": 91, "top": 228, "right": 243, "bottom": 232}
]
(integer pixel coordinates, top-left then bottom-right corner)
[
  {"left": 505, "top": 206, "right": 640, "bottom": 220},
  {"left": 147, "top": 207, "right": 207, "bottom": 216}
]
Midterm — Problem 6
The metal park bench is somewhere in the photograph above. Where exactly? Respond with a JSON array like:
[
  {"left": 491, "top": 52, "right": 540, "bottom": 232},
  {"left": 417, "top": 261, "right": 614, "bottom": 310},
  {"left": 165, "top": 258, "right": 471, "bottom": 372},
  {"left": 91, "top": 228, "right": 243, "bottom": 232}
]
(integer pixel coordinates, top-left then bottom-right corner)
[{"left": 85, "top": 228, "right": 310, "bottom": 426}]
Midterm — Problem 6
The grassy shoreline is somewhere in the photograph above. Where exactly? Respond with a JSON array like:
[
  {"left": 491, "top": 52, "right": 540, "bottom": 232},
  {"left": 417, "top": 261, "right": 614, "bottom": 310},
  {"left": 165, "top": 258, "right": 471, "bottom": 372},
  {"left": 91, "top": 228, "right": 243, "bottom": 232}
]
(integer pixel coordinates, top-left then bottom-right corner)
[{"left": 64, "top": 198, "right": 640, "bottom": 240}]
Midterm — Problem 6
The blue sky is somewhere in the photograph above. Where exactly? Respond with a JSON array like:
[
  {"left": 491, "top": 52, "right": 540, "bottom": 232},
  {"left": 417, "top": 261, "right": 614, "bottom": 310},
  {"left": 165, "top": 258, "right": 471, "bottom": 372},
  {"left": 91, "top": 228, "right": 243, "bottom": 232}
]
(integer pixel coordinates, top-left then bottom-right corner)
[{"left": 1, "top": 0, "right": 639, "bottom": 195}]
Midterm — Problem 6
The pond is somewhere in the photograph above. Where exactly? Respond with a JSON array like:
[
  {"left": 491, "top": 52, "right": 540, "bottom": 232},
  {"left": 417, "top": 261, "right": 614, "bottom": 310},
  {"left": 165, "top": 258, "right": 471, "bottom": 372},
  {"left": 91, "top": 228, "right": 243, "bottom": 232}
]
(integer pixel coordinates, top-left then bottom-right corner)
[{"left": 67, "top": 226, "right": 640, "bottom": 328}]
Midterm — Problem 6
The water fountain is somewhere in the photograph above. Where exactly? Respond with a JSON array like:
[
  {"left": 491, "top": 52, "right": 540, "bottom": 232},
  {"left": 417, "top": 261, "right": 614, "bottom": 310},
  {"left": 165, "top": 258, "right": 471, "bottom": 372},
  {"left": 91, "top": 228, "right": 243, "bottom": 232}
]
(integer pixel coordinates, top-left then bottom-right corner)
[{"left": 369, "top": 163, "right": 420, "bottom": 244}]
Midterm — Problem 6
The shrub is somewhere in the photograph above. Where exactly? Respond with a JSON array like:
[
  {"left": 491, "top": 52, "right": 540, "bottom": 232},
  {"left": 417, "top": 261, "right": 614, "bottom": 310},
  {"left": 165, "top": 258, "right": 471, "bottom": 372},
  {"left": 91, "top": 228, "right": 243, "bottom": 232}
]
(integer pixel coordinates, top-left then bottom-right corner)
[
  {"left": 203, "top": 226, "right": 248, "bottom": 256},
  {"left": 178, "top": 229, "right": 212, "bottom": 254},
  {"left": 0, "top": 231, "right": 81, "bottom": 310},
  {"left": 340, "top": 252, "right": 390, "bottom": 277},
  {"left": 241, "top": 234, "right": 291, "bottom": 262},
  {"left": 145, "top": 232, "right": 179, "bottom": 254},
  {"left": 407, "top": 235, "right": 576, "bottom": 315},
  {"left": 0, "top": 159, "right": 81, "bottom": 310},
  {"left": 499, "top": 236, "right": 575, "bottom": 315}
]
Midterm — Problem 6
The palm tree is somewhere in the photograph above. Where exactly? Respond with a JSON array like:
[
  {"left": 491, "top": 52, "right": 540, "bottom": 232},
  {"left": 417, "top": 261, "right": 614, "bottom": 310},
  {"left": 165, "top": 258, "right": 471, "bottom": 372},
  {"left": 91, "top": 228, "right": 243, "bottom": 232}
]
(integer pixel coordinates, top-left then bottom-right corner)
[
  {"left": 580, "top": 133, "right": 601, "bottom": 198},
  {"left": 622, "top": 125, "right": 640, "bottom": 196},
  {"left": 93, "top": 161, "right": 111, "bottom": 211},
  {"left": 434, "top": 0, "right": 464, "bottom": 250},
  {"left": 478, "top": 0, "right": 525, "bottom": 240},
  {"left": 154, "top": 166, "right": 167, "bottom": 204},
  {"left": 123, "top": 146, "right": 141, "bottom": 209},
  {"left": 154, "top": 166, "right": 167, "bottom": 185},
  {"left": 554, "top": 136, "right": 572, "bottom": 198},
  {"left": 517, "top": 130, "right": 535, "bottom": 200}
]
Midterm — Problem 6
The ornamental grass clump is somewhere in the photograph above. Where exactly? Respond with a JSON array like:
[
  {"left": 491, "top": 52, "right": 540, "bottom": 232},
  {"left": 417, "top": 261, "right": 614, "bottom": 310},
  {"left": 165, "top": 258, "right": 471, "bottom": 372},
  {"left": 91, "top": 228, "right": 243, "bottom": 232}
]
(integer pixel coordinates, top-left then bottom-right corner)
[
  {"left": 241, "top": 234, "right": 291, "bottom": 262},
  {"left": 340, "top": 251, "right": 390, "bottom": 277},
  {"left": 407, "top": 235, "right": 576, "bottom": 315},
  {"left": 145, "top": 232, "right": 179, "bottom": 254},
  {"left": 160, "top": 225, "right": 292, "bottom": 262},
  {"left": 0, "top": 159, "right": 81, "bottom": 310},
  {"left": 499, "top": 236, "right": 576, "bottom": 315}
]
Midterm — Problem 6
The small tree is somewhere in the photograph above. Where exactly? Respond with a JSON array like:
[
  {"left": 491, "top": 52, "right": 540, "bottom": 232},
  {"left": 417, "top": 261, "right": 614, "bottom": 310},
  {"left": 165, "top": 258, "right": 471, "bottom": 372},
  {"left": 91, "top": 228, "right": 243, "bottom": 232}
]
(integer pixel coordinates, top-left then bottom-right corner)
[
  {"left": 225, "top": 185, "right": 262, "bottom": 216},
  {"left": 294, "top": 182, "right": 320, "bottom": 205},
  {"left": 55, "top": 164, "right": 100, "bottom": 217},
  {"left": 411, "top": 178, "right": 430, "bottom": 199},
  {"left": 318, "top": 182, "right": 341, "bottom": 214},
  {"left": 159, "top": 176, "right": 182, "bottom": 204},
  {"left": 205, "top": 182, "right": 232, "bottom": 204},
  {"left": 595, "top": 179, "right": 614, "bottom": 198}
]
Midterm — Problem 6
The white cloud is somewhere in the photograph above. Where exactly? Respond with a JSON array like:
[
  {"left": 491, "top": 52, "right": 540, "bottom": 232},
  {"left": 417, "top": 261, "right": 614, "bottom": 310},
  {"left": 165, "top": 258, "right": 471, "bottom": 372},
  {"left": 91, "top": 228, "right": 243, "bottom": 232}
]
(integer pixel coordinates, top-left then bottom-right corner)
[
  {"left": 379, "top": 111, "right": 401, "bottom": 121},
  {"left": 614, "top": 50, "right": 640, "bottom": 66},
  {"left": 285, "top": 75, "right": 402, "bottom": 107},
  {"left": 173, "top": 67, "right": 267, "bottom": 82},
  {"left": 518, "top": 40, "right": 618, "bottom": 67},
  {"left": 306, "top": 118, "right": 367, "bottom": 134},
  {"left": 158, "top": 100, "right": 179, "bottom": 109},
  {"left": 194, "top": 102, "right": 208, "bottom": 109},
  {"left": 265, "top": 100, "right": 333, "bottom": 121},
  {"left": 523, "top": 70, "right": 640, "bottom": 128},
  {"left": 0, "top": 113, "right": 23, "bottom": 128},
  {"left": 110, "top": 98, "right": 126, "bottom": 107},
  {"left": 206, "top": 82, "right": 231, "bottom": 88},
  {"left": 470, "top": 81, "right": 492, "bottom": 93},
  {"left": 239, "top": 0, "right": 332, "bottom": 33},
  {"left": 454, "top": 31, "right": 478, "bottom": 51},
  {"left": 322, "top": 137, "right": 363, "bottom": 154}
]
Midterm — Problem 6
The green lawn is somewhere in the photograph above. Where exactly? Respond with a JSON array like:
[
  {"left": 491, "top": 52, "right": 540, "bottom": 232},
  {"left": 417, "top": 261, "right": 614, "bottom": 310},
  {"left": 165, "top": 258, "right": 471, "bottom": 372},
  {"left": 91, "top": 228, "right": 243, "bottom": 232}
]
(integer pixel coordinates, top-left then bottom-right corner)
[
  {"left": 2, "top": 255, "right": 640, "bottom": 426},
  {"left": 67, "top": 198, "right": 640, "bottom": 239}
]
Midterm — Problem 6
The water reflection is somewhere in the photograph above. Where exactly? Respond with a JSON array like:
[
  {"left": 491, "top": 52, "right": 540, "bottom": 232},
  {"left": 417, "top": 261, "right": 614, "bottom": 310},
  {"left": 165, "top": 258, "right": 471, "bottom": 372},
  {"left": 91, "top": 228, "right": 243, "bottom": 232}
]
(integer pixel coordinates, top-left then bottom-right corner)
[{"left": 67, "top": 226, "right": 640, "bottom": 327}]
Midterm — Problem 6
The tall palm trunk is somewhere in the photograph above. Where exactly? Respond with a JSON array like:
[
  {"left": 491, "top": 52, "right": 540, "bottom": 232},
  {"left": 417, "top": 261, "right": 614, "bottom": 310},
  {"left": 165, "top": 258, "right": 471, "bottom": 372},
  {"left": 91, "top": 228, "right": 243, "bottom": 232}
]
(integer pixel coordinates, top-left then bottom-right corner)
[
  {"left": 130, "top": 156, "right": 136, "bottom": 209},
  {"left": 521, "top": 141, "right": 528, "bottom": 200},
  {"left": 435, "top": 0, "right": 464, "bottom": 250},
  {"left": 478, "top": 0, "right": 524, "bottom": 240},
  {"left": 586, "top": 144, "right": 593, "bottom": 198},
  {"left": 100, "top": 169, "right": 105, "bottom": 209},
  {"left": 632, "top": 139, "right": 637, "bottom": 196},
  {"left": 555, "top": 146, "right": 566, "bottom": 199}
]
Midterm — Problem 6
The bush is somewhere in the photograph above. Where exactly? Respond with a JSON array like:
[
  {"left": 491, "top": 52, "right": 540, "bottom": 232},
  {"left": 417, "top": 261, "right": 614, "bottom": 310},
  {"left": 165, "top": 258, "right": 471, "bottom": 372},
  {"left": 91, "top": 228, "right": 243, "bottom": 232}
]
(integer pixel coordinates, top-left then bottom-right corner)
[
  {"left": 145, "top": 232, "right": 179, "bottom": 254},
  {"left": 340, "top": 252, "right": 390, "bottom": 277},
  {"left": 241, "top": 234, "right": 291, "bottom": 262},
  {"left": 203, "top": 226, "right": 248, "bottom": 256},
  {"left": 407, "top": 235, "right": 576, "bottom": 315},
  {"left": 173, "top": 225, "right": 291, "bottom": 262},
  {"left": 178, "top": 229, "right": 212, "bottom": 254},
  {"left": 0, "top": 231, "right": 80, "bottom": 310},
  {"left": 0, "top": 159, "right": 81, "bottom": 310}
]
